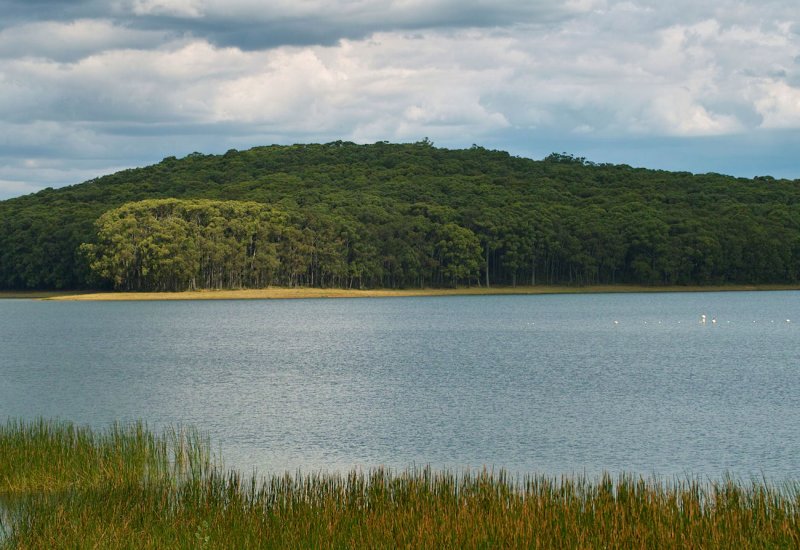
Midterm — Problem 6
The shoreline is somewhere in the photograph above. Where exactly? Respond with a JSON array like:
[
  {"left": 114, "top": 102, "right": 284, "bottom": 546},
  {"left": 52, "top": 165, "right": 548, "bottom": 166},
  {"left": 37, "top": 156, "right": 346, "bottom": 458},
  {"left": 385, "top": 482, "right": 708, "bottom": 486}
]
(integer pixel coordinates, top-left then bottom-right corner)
[{"left": 1, "top": 283, "right": 799, "bottom": 301}]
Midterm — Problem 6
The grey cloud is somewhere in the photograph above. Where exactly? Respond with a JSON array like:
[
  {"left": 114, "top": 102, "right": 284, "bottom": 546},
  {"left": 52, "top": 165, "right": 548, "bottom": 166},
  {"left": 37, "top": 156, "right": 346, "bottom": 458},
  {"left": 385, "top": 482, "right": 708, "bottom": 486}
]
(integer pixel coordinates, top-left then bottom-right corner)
[
  {"left": 0, "top": 1, "right": 110, "bottom": 27},
  {"left": 0, "top": 20, "right": 173, "bottom": 62},
  {"left": 127, "top": 16, "right": 355, "bottom": 49},
  {"left": 3, "top": 0, "right": 797, "bottom": 54},
  {"left": 194, "top": 2, "right": 573, "bottom": 49},
  {"left": 0, "top": 1, "right": 577, "bottom": 51}
]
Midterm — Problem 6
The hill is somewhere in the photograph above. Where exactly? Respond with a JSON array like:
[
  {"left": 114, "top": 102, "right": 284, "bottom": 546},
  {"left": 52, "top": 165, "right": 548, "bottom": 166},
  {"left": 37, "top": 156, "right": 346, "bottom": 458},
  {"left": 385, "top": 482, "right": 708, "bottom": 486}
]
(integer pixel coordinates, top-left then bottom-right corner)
[{"left": 1, "top": 141, "right": 799, "bottom": 291}]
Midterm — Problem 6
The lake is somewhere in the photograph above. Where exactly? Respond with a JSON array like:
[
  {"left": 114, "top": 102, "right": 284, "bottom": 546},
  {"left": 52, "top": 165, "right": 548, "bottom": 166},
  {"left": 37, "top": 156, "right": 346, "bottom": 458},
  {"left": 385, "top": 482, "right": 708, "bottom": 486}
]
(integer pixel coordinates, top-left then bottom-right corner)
[{"left": 1, "top": 291, "right": 798, "bottom": 480}]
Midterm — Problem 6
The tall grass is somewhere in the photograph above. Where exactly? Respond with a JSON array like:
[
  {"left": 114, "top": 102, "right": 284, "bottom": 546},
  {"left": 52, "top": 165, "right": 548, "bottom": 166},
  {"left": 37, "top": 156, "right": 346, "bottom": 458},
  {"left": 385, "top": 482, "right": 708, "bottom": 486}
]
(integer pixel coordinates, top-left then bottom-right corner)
[
  {"left": 0, "top": 418, "right": 210, "bottom": 495},
  {"left": 2, "top": 419, "right": 799, "bottom": 548}
]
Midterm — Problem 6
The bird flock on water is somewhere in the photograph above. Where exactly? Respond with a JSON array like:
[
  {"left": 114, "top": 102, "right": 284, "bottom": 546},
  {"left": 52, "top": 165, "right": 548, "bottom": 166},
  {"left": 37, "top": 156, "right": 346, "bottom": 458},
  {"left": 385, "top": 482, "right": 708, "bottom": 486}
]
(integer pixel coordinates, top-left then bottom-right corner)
[{"left": 607, "top": 314, "right": 791, "bottom": 326}]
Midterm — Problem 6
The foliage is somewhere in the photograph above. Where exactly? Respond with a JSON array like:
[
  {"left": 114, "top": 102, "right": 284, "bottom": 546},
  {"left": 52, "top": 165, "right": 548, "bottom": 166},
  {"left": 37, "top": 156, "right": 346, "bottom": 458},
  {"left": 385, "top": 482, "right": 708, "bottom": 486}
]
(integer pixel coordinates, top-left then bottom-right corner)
[
  {"left": 81, "top": 199, "right": 286, "bottom": 291},
  {"left": 80, "top": 198, "right": 484, "bottom": 290},
  {"left": 1, "top": 142, "right": 800, "bottom": 290},
  {"left": 2, "top": 420, "right": 799, "bottom": 549}
]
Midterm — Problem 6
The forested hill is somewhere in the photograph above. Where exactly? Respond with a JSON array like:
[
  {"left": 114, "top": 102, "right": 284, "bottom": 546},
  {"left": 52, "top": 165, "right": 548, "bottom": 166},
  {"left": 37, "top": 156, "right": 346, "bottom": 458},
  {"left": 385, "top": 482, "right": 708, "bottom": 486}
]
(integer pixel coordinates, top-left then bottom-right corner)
[{"left": 1, "top": 141, "right": 799, "bottom": 291}]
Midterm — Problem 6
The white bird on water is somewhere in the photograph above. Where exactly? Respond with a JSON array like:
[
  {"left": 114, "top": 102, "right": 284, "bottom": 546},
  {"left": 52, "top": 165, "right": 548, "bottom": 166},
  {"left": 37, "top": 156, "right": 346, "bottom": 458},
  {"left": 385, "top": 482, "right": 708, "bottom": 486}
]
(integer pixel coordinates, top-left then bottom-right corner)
[{"left": 700, "top": 314, "right": 707, "bottom": 324}]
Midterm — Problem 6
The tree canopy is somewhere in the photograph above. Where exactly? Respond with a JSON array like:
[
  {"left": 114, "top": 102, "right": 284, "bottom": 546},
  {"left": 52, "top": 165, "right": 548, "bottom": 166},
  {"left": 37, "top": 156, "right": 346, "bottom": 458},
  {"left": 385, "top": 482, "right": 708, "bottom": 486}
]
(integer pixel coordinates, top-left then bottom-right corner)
[{"left": 1, "top": 142, "right": 799, "bottom": 290}]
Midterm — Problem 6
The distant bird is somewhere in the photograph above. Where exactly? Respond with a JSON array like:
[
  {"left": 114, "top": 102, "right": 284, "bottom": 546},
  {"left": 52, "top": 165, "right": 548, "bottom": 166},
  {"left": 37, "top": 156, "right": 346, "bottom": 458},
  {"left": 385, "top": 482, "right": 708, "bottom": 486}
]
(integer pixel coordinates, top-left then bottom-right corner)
[
  {"left": 613, "top": 320, "right": 619, "bottom": 325},
  {"left": 700, "top": 314, "right": 707, "bottom": 324},
  {"left": 711, "top": 317, "right": 717, "bottom": 325},
  {"left": 787, "top": 319, "right": 791, "bottom": 323}
]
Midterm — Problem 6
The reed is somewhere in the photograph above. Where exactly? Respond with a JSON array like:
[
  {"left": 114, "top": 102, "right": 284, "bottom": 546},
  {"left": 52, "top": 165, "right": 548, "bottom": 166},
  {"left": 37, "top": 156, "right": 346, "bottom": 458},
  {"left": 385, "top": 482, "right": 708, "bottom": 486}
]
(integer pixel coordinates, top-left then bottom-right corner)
[{"left": 2, "top": 420, "right": 799, "bottom": 548}]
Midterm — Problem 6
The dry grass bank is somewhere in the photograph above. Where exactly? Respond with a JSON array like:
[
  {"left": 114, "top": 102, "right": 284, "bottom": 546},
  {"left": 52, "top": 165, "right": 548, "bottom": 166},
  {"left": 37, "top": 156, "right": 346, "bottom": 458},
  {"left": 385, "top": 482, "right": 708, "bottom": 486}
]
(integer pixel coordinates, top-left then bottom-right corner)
[
  {"left": 0, "top": 291, "right": 97, "bottom": 300},
  {"left": 27, "top": 284, "right": 800, "bottom": 301}
]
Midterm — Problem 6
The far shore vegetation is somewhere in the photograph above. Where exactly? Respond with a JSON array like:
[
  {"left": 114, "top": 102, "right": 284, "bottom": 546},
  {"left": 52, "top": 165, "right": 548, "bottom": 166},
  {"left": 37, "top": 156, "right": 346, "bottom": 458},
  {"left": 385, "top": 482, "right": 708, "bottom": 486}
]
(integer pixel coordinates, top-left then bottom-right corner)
[
  {"left": 2, "top": 284, "right": 800, "bottom": 301},
  {"left": 2, "top": 142, "right": 800, "bottom": 293},
  {"left": 1, "top": 419, "right": 799, "bottom": 548}
]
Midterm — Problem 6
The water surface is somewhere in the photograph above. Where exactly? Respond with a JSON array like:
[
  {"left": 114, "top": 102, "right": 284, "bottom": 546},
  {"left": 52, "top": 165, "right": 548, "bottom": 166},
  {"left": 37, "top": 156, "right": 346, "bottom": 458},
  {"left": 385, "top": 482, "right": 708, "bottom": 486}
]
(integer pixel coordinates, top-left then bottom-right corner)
[{"left": 1, "top": 291, "right": 798, "bottom": 479}]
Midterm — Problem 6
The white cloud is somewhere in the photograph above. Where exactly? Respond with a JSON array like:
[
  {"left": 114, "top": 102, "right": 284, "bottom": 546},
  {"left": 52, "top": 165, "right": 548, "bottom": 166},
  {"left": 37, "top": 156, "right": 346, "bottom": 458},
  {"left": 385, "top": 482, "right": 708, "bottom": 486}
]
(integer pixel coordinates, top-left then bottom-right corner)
[
  {"left": 755, "top": 81, "right": 800, "bottom": 128},
  {"left": 2, "top": 0, "right": 800, "bottom": 197},
  {"left": 565, "top": 0, "right": 608, "bottom": 12},
  {"left": 207, "top": 32, "right": 515, "bottom": 139},
  {"left": 645, "top": 91, "right": 743, "bottom": 136},
  {"left": 3, "top": 5, "right": 798, "bottom": 140}
]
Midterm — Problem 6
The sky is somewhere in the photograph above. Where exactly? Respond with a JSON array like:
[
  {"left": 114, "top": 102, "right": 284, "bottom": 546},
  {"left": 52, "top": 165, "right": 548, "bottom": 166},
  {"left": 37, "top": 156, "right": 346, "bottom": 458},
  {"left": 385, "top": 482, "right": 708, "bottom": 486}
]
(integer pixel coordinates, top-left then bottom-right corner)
[{"left": 1, "top": 0, "right": 799, "bottom": 199}]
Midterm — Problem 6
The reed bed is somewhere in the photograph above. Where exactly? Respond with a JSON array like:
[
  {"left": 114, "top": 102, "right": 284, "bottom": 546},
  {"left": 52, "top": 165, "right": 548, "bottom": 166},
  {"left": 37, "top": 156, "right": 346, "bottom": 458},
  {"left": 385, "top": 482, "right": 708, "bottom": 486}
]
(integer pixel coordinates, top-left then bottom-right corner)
[{"left": 2, "top": 420, "right": 799, "bottom": 548}]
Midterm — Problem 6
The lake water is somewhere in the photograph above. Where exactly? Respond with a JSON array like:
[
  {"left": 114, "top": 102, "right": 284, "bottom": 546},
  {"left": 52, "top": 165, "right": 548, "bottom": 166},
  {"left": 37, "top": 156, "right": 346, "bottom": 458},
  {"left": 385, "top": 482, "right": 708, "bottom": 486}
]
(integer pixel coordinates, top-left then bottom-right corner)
[{"left": 1, "top": 291, "right": 799, "bottom": 480}]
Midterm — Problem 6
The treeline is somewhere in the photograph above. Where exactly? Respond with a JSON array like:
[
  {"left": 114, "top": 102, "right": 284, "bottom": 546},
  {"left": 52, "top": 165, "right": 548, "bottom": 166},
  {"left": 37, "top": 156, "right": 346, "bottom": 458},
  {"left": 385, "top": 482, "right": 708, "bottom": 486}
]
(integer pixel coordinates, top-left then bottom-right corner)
[
  {"left": 1, "top": 141, "right": 800, "bottom": 290},
  {"left": 82, "top": 199, "right": 481, "bottom": 290}
]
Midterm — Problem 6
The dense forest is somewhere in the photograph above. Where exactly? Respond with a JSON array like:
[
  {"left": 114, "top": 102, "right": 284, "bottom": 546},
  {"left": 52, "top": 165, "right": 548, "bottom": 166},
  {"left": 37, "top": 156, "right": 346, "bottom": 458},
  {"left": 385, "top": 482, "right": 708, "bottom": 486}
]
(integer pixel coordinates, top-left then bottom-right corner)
[{"left": 1, "top": 141, "right": 799, "bottom": 291}]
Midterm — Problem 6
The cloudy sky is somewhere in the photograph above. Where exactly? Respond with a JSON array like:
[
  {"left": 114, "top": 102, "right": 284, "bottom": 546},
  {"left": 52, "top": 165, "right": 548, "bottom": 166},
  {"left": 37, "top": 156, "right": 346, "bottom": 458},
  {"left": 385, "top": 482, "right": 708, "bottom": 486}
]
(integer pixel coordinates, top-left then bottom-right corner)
[{"left": 1, "top": 0, "right": 799, "bottom": 199}]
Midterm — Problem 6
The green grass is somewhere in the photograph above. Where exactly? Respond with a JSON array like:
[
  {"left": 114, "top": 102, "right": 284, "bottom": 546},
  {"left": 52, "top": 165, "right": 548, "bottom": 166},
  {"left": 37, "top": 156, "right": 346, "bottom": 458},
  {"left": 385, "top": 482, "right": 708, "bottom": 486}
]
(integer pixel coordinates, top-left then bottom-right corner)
[{"left": 2, "top": 419, "right": 799, "bottom": 548}]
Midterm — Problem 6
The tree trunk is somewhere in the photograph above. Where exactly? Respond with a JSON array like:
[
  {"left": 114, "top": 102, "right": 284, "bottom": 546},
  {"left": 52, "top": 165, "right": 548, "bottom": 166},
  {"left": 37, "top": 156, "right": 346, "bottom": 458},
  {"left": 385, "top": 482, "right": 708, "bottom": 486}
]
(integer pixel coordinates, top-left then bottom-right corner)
[{"left": 485, "top": 244, "right": 490, "bottom": 288}]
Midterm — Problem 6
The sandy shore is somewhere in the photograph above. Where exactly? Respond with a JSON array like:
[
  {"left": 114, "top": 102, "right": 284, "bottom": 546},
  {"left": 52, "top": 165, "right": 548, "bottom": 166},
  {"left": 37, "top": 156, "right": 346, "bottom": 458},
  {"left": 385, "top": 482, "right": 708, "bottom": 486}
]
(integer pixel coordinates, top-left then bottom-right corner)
[{"left": 1, "top": 284, "right": 797, "bottom": 301}]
